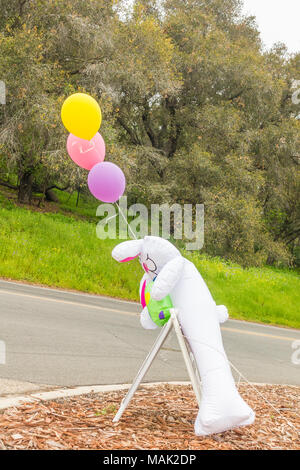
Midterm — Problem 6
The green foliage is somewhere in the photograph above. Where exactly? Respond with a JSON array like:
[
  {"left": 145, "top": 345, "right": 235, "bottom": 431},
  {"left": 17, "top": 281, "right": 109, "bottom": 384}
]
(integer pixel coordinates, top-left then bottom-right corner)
[
  {"left": 53, "top": 189, "right": 100, "bottom": 220},
  {"left": 186, "top": 250, "right": 300, "bottom": 329},
  {"left": 0, "top": 0, "right": 299, "bottom": 266},
  {"left": 0, "top": 192, "right": 299, "bottom": 328}
]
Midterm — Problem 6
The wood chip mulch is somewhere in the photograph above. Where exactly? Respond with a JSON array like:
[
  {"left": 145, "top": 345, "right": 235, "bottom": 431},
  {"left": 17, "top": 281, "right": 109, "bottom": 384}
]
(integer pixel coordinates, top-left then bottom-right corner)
[{"left": 0, "top": 384, "right": 299, "bottom": 450}]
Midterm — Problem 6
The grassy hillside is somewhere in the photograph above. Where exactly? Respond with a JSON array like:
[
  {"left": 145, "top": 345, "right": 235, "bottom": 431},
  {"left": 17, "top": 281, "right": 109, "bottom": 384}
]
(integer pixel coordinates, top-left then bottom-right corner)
[{"left": 0, "top": 190, "right": 299, "bottom": 329}]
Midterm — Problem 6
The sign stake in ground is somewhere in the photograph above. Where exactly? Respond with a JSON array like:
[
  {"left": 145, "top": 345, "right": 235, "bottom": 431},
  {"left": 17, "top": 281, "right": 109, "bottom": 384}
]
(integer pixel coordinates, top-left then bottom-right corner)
[{"left": 113, "top": 309, "right": 201, "bottom": 423}]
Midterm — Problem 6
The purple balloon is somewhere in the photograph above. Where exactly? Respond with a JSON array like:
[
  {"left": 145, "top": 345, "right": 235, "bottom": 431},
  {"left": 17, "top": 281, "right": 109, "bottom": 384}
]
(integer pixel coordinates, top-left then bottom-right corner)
[{"left": 88, "top": 162, "right": 126, "bottom": 203}]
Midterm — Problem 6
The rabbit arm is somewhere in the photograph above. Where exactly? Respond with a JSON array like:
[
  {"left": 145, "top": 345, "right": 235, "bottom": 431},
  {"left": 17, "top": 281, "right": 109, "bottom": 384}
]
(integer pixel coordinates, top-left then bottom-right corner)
[
  {"left": 151, "top": 256, "right": 185, "bottom": 301},
  {"left": 140, "top": 307, "right": 158, "bottom": 330}
]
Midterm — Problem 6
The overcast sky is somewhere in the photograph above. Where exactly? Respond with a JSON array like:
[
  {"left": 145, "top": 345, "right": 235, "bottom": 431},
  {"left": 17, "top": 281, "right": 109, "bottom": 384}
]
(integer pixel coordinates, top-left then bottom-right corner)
[
  {"left": 123, "top": 1, "right": 299, "bottom": 53},
  {"left": 242, "top": 0, "right": 300, "bottom": 53}
]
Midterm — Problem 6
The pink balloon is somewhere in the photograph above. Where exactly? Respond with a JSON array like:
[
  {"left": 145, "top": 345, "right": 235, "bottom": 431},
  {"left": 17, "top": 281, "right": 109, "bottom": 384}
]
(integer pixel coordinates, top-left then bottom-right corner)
[
  {"left": 88, "top": 162, "right": 126, "bottom": 203},
  {"left": 66, "top": 132, "right": 105, "bottom": 170}
]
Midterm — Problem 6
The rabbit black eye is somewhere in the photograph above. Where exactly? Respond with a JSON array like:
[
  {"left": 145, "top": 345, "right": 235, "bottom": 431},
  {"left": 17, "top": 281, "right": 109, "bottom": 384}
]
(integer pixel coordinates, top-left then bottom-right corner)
[{"left": 146, "top": 255, "right": 157, "bottom": 273}]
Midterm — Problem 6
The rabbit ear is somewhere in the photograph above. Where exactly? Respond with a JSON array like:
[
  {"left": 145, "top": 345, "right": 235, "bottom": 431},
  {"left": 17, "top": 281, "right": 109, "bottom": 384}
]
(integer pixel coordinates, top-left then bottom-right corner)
[
  {"left": 151, "top": 256, "right": 184, "bottom": 301},
  {"left": 112, "top": 239, "right": 143, "bottom": 263}
]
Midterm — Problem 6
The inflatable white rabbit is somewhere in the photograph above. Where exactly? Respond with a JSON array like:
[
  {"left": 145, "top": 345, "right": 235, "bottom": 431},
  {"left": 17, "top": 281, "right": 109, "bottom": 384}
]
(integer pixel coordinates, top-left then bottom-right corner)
[{"left": 112, "top": 236, "right": 255, "bottom": 436}]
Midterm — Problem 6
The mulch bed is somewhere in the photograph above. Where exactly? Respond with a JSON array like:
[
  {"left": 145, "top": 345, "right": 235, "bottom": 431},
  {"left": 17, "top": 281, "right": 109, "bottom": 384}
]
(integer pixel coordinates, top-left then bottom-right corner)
[{"left": 0, "top": 384, "right": 299, "bottom": 450}]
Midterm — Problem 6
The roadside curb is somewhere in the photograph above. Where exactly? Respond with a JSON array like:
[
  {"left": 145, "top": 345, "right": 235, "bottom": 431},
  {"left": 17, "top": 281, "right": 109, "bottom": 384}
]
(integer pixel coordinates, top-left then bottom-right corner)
[
  {"left": 0, "top": 381, "right": 191, "bottom": 411},
  {"left": 1, "top": 381, "right": 298, "bottom": 412}
]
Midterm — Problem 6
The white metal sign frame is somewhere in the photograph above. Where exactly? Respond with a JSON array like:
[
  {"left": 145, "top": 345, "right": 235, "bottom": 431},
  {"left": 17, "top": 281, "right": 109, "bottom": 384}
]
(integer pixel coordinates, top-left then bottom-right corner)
[{"left": 113, "top": 309, "right": 201, "bottom": 423}]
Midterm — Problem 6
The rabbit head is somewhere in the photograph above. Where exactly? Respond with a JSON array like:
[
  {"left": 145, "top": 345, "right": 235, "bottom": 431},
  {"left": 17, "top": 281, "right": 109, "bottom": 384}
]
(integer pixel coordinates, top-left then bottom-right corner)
[{"left": 112, "top": 236, "right": 184, "bottom": 300}]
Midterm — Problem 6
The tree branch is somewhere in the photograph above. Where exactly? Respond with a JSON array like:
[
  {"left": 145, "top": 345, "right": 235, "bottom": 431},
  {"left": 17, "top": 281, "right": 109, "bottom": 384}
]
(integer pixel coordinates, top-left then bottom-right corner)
[
  {"left": 117, "top": 116, "right": 142, "bottom": 145},
  {"left": 164, "top": 97, "right": 182, "bottom": 158},
  {"left": 0, "top": 179, "right": 18, "bottom": 190},
  {"left": 142, "top": 109, "right": 158, "bottom": 148},
  {"left": 46, "top": 184, "right": 70, "bottom": 192}
]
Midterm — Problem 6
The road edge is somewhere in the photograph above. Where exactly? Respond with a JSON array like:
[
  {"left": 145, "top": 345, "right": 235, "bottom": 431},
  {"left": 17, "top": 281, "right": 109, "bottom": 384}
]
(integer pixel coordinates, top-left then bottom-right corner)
[
  {"left": 0, "top": 382, "right": 190, "bottom": 410},
  {"left": 1, "top": 381, "right": 299, "bottom": 411}
]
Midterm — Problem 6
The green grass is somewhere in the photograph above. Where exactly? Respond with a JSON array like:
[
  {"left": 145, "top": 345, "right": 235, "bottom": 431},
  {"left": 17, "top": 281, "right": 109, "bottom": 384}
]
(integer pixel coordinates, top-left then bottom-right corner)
[
  {"left": 185, "top": 251, "right": 300, "bottom": 329},
  {"left": 52, "top": 189, "right": 100, "bottom": 220},
  {"left": 0, "top": 191, "right": 299, "bottom": 329}
]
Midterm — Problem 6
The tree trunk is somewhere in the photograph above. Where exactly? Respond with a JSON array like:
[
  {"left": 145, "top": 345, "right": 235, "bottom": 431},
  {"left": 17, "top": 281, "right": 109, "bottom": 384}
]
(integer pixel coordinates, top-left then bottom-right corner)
[
  {"left": 18, "top": 171, "right": 33, "bottom": 204},
  {"left": 45, "top": 189, "right": 59, "bottom": 203},
  {"left": 76, "top": 188, "right": 80, "bottom": 207}
]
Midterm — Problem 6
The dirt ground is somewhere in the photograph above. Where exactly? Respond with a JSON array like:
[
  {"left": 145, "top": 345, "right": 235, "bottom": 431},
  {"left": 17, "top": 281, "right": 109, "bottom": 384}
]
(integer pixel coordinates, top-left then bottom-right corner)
[{"left": 0, "top": 383, "right": 299, "bottom": 450}]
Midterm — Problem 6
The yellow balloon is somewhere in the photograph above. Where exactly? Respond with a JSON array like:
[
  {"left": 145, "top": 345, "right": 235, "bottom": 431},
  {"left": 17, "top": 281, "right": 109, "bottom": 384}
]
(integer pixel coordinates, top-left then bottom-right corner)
[{"left": 61, "top": 93, "right": 102, "bottom": 141}]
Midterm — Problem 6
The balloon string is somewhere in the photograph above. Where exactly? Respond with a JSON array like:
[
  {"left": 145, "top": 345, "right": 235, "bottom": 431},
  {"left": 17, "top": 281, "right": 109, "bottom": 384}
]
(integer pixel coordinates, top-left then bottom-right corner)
[
  {"left": 115, "top": 202, "right": 138, "bottom": 240},
  {"left": 105, "top": 213, "right": 118, "bottom": 223}
]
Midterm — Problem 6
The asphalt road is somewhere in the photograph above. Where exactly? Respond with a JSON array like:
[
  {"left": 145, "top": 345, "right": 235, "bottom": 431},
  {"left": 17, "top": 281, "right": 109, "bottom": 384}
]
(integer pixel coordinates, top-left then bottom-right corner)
[{"left": 0, "top": 280, "right": 299, "bottom": 388}]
